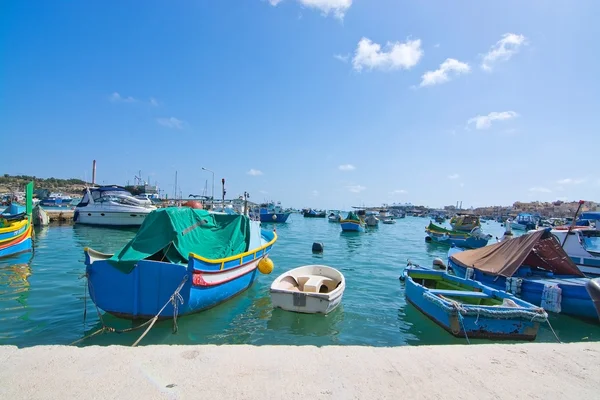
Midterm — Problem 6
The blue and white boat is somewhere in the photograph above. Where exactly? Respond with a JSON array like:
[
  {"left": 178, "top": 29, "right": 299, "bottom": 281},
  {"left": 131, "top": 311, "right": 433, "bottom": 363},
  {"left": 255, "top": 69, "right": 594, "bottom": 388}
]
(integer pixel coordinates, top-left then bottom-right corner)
[
  {"left": 256, "top": 201, "right": 291, "bottom": 223},
  {"left": 39, "top": 192, "right": 72, "bottom": 207},
  {"left": 447, "top": 229, "right": 599, "bottom": 321},
  {"left": 510, "top": 213, "right": 538, "bottom": 231},
  {"left": 340, "top": 211, "right": 365, "bottom": 232},
  {"left": 551, "top": 213, "right": 600, "bottom": 277},
  {"left": 84, "top": 207, "right": 277, "bottom": 319},
  {"left": 402, "top": 267, "right": 547, "bottom": 340}
]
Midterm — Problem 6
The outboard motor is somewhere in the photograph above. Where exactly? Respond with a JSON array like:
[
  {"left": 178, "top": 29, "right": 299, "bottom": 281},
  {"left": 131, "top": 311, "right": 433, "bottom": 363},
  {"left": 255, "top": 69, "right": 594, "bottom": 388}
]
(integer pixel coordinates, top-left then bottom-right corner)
[{"left": 586, "top": 278, "right": 600, "bottom": 321}]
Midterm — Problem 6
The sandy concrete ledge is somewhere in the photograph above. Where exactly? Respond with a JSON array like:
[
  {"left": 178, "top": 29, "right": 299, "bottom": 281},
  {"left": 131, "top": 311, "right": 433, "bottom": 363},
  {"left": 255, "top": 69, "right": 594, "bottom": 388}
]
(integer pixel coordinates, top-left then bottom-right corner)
[{"left": 0, "top": 343, "right": 599, "bottom": 399}]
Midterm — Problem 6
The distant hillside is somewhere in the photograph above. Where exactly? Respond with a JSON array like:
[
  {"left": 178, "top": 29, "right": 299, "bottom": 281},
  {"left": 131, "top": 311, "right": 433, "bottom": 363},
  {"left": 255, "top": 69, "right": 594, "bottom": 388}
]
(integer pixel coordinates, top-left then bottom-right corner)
[{"left": 0, "top": 174, "right": 89, "bottom": 195}]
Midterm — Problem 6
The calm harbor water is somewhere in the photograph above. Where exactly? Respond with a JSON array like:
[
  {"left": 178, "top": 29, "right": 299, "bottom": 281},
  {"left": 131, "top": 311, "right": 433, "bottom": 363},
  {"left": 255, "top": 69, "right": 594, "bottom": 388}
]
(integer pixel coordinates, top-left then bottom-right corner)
[{"left": 1, "top": 215, "right": 599, "bottom": 347}]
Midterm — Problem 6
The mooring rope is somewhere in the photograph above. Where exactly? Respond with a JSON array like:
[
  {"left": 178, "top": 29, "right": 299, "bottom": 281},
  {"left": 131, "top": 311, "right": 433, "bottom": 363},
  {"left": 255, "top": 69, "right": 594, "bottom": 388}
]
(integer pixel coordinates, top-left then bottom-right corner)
[
  {"left": 546, "top": 319, "right": 561, "bottom": 343},
  {"left": 71, "top": 274, "right": 188, "bottom": 347}
]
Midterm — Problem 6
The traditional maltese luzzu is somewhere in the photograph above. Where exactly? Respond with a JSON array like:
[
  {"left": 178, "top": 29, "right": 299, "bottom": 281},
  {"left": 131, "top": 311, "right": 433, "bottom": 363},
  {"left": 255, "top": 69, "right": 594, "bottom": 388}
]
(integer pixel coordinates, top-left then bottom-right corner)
[{"left": 84, "top": 207, "right": 277, "bottom": 319}]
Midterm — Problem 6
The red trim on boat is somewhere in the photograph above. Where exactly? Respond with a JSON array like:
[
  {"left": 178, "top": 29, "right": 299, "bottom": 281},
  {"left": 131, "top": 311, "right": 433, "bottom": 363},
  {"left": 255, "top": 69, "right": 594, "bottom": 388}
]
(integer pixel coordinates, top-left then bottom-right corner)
[{"left": 192, "top": 260, "right": 259, "bottom": 287}]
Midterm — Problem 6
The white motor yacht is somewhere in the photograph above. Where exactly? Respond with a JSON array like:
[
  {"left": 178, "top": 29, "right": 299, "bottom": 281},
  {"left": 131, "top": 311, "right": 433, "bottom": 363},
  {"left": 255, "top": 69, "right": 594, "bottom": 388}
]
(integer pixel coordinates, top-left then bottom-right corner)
[{"left": 74, "top": 185, "right": 157, "bottom": 227}]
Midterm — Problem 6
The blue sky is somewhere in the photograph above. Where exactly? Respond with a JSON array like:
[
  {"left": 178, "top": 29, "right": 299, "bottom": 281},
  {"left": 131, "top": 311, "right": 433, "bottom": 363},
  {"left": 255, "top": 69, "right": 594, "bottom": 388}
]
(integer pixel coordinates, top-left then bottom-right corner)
[{"left": 1, "top": 0, "right": 599, "bottom": 209}]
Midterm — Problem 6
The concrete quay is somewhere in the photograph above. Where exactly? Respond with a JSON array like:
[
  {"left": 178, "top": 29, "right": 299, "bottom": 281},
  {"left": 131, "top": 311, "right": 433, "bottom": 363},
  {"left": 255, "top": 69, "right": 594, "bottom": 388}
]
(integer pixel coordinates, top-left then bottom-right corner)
[{"left": 0, "top": 343, "right": 598, "bottom": 399}]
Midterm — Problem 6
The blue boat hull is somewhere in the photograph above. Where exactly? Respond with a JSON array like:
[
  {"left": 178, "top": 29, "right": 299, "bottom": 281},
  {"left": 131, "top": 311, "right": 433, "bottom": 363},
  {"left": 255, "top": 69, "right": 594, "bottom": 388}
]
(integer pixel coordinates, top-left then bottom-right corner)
[
  {"left": 0, "top": 237, "right": 32, "bottom": 259},
  {"left": 426, "top": 233, "right": 488, "bottom": 249},
  {"left": 259, "top": 212, "right": 291, "bottom": 223},
  {"left": 448, "top": 260, "right": 599, "bottom": 321},
  {"left": 0, "top": 224, "right": 28, "bottom": 242},
  {"left": 404, "top": 268, "right": 544, "bottom": 340},
  {"left": 340, "top": 221, "right": 364, "bottom": 232},
  {"left": 85, "top": 230, "right": 276, "bottom": 319}
]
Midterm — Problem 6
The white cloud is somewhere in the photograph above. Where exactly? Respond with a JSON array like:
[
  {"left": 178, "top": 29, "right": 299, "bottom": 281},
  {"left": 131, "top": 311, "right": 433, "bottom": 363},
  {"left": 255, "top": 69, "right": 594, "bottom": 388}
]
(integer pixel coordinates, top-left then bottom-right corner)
[
  {"left": 269, "top": 0, "right": 352, "bottom": 19},
  {"left": 259, "top": 190, "right": 269, "bottom": 194},
  {"left": 333, "top": 53, "right": 349, "bottom": 63},
  {"left": 347, "top": 184, "right": 366, "bottom": 193},
  {"left": 352, "top": 37, "right": 423, "bottom": 72},
  {"left": 419, "top": 58, "right": 470, "bottom": 87},
  {"left": 391, "top": 189, "right": 407, "bottom": 194},
  {"left": 529, "top": 187, "right": 552, "bottom": 193},
  {"left": 156, "top": 117, "right": 184, "bottom": 129},
  {"left": 557, "top": 178, "right": 586, "bottom": 185},
  {"left": 467, "top": 111, "right": 518, "bottom": 130},
  {"left": 434, "top": 43, "right": 440, "bottom": 48},
  {"left": 459, "top": 183, "right": 465, "bottom": 188},
  {"left": 338, "top": 164, "right": 355, "bottom": 171},
  {"left": 110, "top": 92, "right": 136, "bottom": 103},
  {"left": 247, "top": 169, "right": 264, "bottom": 176},
  {"left": 448, "top": 174, "right": 459, "bottom": 180},
  {"left": 481, "top": 33, "right": 527, "bottom": 71},
  {"left": 149, "top": 97, "right": 159, "bottom": 106},
  {"left": 311, "top": 190, "right": 319, "bottom": 197}
]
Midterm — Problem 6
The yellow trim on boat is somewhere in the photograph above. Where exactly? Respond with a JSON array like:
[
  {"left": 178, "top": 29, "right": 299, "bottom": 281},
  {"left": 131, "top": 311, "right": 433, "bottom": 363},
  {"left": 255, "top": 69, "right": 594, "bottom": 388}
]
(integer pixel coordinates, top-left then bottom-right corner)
[
  {"left": 190, "top": 231, "right": 278, "bottom": 265},
  {"left": 0, "top": 219, "right": 28, "bottom": 235}
]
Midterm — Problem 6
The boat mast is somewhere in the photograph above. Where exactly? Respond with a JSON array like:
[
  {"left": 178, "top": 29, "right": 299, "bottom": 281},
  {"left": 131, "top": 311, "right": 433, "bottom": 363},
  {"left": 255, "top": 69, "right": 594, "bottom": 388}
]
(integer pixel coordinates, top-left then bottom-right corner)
[{"left": 561, "top": 200, "right": 585, "bottom": 247}]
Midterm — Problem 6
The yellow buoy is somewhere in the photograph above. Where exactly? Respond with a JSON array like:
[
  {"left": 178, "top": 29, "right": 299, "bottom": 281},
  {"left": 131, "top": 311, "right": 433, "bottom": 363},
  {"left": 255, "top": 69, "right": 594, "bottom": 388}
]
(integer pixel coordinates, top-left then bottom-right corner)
[{"left": 258, "top": 257, "right": 274, "bottom": 274}]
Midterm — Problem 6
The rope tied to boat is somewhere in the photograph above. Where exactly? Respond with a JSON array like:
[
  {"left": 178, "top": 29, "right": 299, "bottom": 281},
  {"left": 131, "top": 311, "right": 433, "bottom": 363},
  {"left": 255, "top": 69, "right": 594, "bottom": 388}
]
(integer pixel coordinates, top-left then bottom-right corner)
[
  {"left": 422, "top": 291, "right": 549, "bottom": 323},
  {"left": 71, "top": 274, "right": 188, "bottom": 347}
]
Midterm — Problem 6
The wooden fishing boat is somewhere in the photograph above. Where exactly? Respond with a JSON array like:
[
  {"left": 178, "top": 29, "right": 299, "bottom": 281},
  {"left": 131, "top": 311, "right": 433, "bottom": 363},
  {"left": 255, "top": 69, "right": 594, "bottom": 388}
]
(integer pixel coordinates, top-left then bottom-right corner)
[
  {"left": 425, "top": 222, "right": 491, "bottom": 249},
  {"left": 328, "top": 212, "right": 342, "bottom": 223},
  {"left": 302, "top": 209, "right": 326, "bottom": 218},
  {"left": 450, "top": 214, "right": 481, "bottom": 232},
  {"left": 270, "top": 265, "right": 345, "bottom": 314},
  {"left": 257, "top": 201, "right": 291, "bottom": 223},
  {"left": 402, "top": 267, "right": 547, "bottom": 340},
  {"left": 0, "top": 182, "right": 34, "bottom": 259},
  {"left": 84, "top": 207, "right": 277, "bottom": 319},
  {"left": 448, "top": 229, "right": 600, "bottom": 321},
  {"left": 340, "top": 211, "right": 365, "bottom": 232}
]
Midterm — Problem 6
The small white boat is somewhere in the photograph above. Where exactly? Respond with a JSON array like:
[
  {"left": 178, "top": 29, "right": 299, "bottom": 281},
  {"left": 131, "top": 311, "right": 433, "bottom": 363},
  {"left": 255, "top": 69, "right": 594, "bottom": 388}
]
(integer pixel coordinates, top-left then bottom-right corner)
[
  {"left": 382, "top": 219, "right": 396, "bottom": 224},
  {"left": 270, "top": 265, "right": 345, "bottom": 314}
]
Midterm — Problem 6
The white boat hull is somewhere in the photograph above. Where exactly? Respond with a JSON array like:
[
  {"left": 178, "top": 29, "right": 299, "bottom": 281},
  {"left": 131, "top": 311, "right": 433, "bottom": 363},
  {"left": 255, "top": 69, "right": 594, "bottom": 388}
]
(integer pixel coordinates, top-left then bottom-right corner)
[
  {"left": 75, "top": 210, "right": 151, "bottom": 226},
  {"left": 271, "top": 290, "right": 343, "bottom": 314},
  {"left": 270, "top": 265, "right": 345, "bottom": 314}
]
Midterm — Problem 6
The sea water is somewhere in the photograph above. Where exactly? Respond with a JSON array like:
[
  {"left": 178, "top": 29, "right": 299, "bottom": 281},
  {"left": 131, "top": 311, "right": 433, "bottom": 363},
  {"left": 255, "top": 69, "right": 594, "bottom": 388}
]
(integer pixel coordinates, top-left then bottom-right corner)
[{"left": 1, "top": 216, "right": 598, "bottom": 347}]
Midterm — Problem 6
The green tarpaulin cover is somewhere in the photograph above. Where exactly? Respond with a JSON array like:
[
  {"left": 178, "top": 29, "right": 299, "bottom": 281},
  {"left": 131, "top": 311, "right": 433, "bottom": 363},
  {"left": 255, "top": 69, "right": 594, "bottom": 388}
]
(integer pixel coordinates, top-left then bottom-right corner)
[
  {"left": 108, "top": 208, "right": 251, "bottom": 273},
  {"left": 344, "top": 212, "right": 360, "bottom": 221}
]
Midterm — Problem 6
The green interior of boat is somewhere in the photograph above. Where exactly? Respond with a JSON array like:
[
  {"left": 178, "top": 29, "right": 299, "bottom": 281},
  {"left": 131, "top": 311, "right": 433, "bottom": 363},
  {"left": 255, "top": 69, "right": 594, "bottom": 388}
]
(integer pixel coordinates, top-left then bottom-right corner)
[{"left": 409, "top": 271, "right": 502, "bottom": 306}]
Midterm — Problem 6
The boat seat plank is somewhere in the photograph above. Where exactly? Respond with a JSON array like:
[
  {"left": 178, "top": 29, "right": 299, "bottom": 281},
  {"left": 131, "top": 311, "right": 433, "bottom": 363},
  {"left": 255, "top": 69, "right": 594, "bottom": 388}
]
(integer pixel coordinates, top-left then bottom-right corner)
[
  {"left": 301, "top": 276, "right": 334, "bottom": 293},
  {"left": 429, "top": 289, "right": 490, "bottom": 298}
]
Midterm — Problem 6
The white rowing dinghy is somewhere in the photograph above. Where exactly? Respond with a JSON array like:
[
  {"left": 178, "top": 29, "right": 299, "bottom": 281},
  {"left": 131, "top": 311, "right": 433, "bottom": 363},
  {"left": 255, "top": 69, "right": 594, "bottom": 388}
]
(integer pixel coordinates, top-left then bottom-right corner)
[{"left": 270, "top": 265, "right": 345, "bottom": 314}]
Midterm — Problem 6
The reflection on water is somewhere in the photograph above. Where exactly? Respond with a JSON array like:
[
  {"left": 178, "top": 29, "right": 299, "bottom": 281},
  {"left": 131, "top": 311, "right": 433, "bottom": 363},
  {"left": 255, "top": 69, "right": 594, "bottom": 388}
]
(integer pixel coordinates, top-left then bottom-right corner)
[
  {"left": 340, "top": 231, "right": 362, "bottom": 253},
  {"left": 2, "top": 216, "right": 600, "bottom": 347},
  {"left": 267, "top": 306, "right": 344, "bottom": 341}
]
